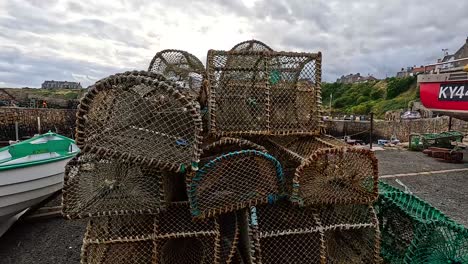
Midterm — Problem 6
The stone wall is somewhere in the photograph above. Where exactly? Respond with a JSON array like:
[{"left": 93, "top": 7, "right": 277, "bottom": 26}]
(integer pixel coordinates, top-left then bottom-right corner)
[
  {"left": 324, "top": 117, "right": 468, "bottom": 142},
  {"left": 0, "top": 108, "right": 76, "bottom": 141},
  {"left": 2, "top": 107, "right": 467, "bottom": 143}
]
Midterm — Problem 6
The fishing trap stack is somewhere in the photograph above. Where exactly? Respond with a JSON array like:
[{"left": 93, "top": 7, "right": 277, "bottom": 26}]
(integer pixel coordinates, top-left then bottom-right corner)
[{"left": 62, "top": 41, "right": 382, "bottom": 263}]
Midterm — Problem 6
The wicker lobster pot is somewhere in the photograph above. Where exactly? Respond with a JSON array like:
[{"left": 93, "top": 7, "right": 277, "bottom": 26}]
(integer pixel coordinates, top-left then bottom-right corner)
[
  {"left": 81, "top": 202, "right": 241, "bottom": 264},
  {"left": 75, "top": 71, "right": 203, "bottom": 173},
  {"left": 153, "top": 202, "right": 221, "bottom": 264},
  {"left": 239, "top": 202, "right": 381, "bottom": 264},
  {"left": 62, "top": 153, "right": 166, "bottom": 219},
  {"left": 206, "top": 49, "right": 323, "bottom": 136},
  {"left": 199, "top": 137, "right": 267, "bottom": 167},
  {"left": 256, "top": 135, "right": 378, "bottom": 205},
  {"left": 291, "top": 147, "right": 379, "bottom": 206},
  {"left": 148, "top": 49, "right": 207, "bottom": 107},
  {"left": 188, "top": 150, "right": 284, "bottom": 219},
  {"left": 318, "top": 204, "right": 382, "bottom": 263},
  {"left": 81, "top": 214, "right": 155, "bottom": 264},
  {"left": 230, "top": 40, "right": 274, "bottom": 52},
  {"left": 242, "top": 201, "right": 326, "bottom": 264}
]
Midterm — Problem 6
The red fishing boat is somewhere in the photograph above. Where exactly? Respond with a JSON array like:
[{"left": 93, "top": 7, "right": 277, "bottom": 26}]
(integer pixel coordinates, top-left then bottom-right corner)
[{"left": 418, "top": 59, "right": 468, "bottom": 121}]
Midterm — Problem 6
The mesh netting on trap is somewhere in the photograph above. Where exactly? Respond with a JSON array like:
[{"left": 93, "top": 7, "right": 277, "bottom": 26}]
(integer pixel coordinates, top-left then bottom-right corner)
[
  {"left": 242, "top": 202, "right": 381, "bottom": 264},
  {"left": 403, "top": 221, "right": 468, "bottom": 264},
  {"left": 245, "top": 136, "right": 310, "bottom": 196},
  {"left": 199, "top": 137, "right": 267, "bottom": 166},
  {"left": 375, "top": 183, "right": 466, "bottom": 264},
  {"left": 291, "top": 147, "right": 379, "bottom": 206},
  {"left": 148, "top": 50, "right": 207, "bottom": 106},
  {"left": 75, "top": 71, "right": 203, "bottom": 172},
  {"left": 168, "top": 137, "right": 268, "bottom": 204},
  {"left": 62, "top": 153, "right": 166, "bottom": 219},
  {"left": 265, "top": 136, "right": 347, "bottom": 166},
  {"left": 206, "top": 49, "right": 323, "bottom": 136},
  {"left": 188, "top": 150, "right": 284, "bottom": 219},
  {"left": 81, "top": 214, "right": 155, "bottom": 264},
  {"left": 153, "top": 202, "right": 226, "bottom": 264},
  {"left": 318, "top": 204, "right": 381, "bottom": 264},
  {"left": 80, "top": 202, "right": 240, "bottom": 264},
  {"left": 245, "top": 201, "right": 325, "bottom": 264},
  {"left": 230, "top": 40, "right": 274, "bottom": 52}
]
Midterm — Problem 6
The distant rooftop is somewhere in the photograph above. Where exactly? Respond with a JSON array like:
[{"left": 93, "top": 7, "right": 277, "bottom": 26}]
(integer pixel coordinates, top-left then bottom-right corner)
[{"left": 41, "top": 80, "right": 82, "bottom": 89}]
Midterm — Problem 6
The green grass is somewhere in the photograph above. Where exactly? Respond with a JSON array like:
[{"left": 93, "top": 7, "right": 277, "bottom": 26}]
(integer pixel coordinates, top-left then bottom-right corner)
[{"left": 322, "top": 76, "right": 417, "bottom": 118}]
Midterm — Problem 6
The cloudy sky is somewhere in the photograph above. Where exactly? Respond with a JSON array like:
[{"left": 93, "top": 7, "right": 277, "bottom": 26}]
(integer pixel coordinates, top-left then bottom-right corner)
[{"left": 0, "top": 0, "right": 467, "bottom": 88}]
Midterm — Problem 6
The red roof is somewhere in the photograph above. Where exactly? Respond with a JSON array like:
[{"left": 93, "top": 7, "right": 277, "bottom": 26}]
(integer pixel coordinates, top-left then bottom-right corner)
[{"left": 412, "top": 65, "right": 435, "bottom": 73}]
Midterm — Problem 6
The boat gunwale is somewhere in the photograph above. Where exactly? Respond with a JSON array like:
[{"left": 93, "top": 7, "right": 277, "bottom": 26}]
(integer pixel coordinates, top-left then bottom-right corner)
[
  {"left": 0, "top": 131, "right": 79, "bottom": 171},
  {"left": 0, "top": 153, "right": 76, "bottom": 172}
]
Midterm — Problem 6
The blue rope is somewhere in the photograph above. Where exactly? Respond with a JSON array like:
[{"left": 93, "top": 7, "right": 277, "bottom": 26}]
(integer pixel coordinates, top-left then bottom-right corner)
[{"left": 188, "top": 150, "right": 284, "bottom": 217}]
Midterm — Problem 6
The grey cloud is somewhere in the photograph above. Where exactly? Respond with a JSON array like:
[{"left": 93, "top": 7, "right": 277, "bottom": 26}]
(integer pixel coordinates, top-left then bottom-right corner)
[
  {"left": 0, "top": 48, "right": 130, "bottom": 87},
  {"left": 245, "top": 0, "right": 468, "bottom": 80},
  {"left": 253, "top": 0, "right": 332, "bottom": 30},
  {"left": 1, "top": 0, "right": 468, "bottom": 88}
]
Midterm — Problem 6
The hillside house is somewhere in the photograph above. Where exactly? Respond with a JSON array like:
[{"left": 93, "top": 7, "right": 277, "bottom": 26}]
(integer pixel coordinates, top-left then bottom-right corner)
[
  {"left": 41, "top": 80, "right": 82, "bottom": 89},
  {"left": 435, "top": 37, "right": 468, "bottom": 71},
  {"left": 336, "top": 73, "right": 378, "bottom": 84},
  {"left": 453, "top": 37, "right": 468, "bottom": 67}
]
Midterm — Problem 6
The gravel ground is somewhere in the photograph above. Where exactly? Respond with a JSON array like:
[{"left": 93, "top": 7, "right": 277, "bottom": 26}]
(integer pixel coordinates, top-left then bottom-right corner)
[
  {"left": 0, "top": 148, "right": 466, "bottom": 263},
  {"left": 375, "top": 149, "right": 468, "bottom": 227},
  {"left": 0, "top": 193, "right": 87, "bottom": 264}
]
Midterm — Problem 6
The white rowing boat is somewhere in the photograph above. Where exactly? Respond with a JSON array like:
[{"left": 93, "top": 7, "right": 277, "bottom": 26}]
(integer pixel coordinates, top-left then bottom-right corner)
[{"left": 0, "top": 131, "right": 79, "bottom": 236}]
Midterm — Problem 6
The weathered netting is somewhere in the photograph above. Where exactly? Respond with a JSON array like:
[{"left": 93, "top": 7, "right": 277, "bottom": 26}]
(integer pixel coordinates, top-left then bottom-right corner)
[
  {"left": 230, "top": 40, "right": 274, "bottom": 52},
  {"left": 404, "top": 222, "right": 468, "bottom": 264},
  {"left": 148, "top": 50, "right": 207, "bottom": 106},
  {"left": 186, "top": 137, "right": 268, "bottom": 212},
  {"left": 218, "top": 213, "right": 242, "bottom": 263},
  {"left": 244, "top": 135, "right": 361, "bottom": 204},
  {"left": 313, "top": 135, "right": 348, "bottom": 148},
  {"left": 188, "top": 150, "right": 284, "bottom": 219},
  {"left": 375, "top": 182, "right": 467, "bottom": 264},
  {"left": 260, "top": 136, "right": 378, "bottom": 205},
  {"left": 206, "top": 49, "right": 323, "bottom": 136},
  {"left": 199, "top": 137, "right": 267, "bottom": 166},
  {"left": 242, "top": 202, "right": 381, "bottom": 264},
  {"left": 82, "top": 240, "right": 155, "bottom": 264},
  {"left": 266, "top": 136, "right": 345, "bottom": 166},
  {"left": 154, "top": 202, "right": 221, "bottom": 264},
  {"left": 81, "top": 203, "right": 234, "bottom": 264},
  {"left": 247, "top": 201, "right": 325, "bottom": 264},
  {"left": 62, "top": 153, "right": 165, "bottom": 219},
  {"left": 377, "top": 182, "right": 453, "bottom": 223},
  {"left": 81, "top": 214, "right": 155, "bottom": 264},
  {"left": 292, "top": 148, "right": 379, "bottom": 206},
  {"left": 75, "top": 71, "right": 203, "bottom": 172},
  {"left": 318, "top": 204, "right": 381, "bottom": 263},
  {"left": 68, "top": 42, "right": 390, "bottom": 264}
]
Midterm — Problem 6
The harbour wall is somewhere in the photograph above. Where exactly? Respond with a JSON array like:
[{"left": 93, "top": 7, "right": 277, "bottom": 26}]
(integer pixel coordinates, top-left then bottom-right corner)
[
  {"left": 0, "top": 108, "right": 76, "bottom": 141},
  {"left": 324, "top": 117, "right": 468, "bottom": 142},
  {"left": 2, "top": 107, "right": 467, "bottom": 143}
]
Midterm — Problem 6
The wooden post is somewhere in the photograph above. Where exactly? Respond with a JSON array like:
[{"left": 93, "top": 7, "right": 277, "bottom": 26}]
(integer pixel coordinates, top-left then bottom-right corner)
[
  {"left": 369, "top": 112, "right": 374, "bottom": 150},
  {"left": 37, "top": 116, "right": 41, "bottom": 134},
  {"left": 15, "top": 121, "right": 19, "bottom": 141},
  {"left": 448, "top": 116, "right": 452, "bottom": 131},
  {"left": 408, "top": 119, "right": 412, "bottom": 143}
]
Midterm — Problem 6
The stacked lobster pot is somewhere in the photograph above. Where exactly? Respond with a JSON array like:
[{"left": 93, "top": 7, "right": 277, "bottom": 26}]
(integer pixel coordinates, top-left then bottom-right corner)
[
  {"left": 193, "top": 40, "right": 382, "bottom": 263},
  {"left": 62, "top": 50, "right": 239, "bottom": 263},
  {"left": 62, "top": 41, "right": 382, "bottom": 264}
]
